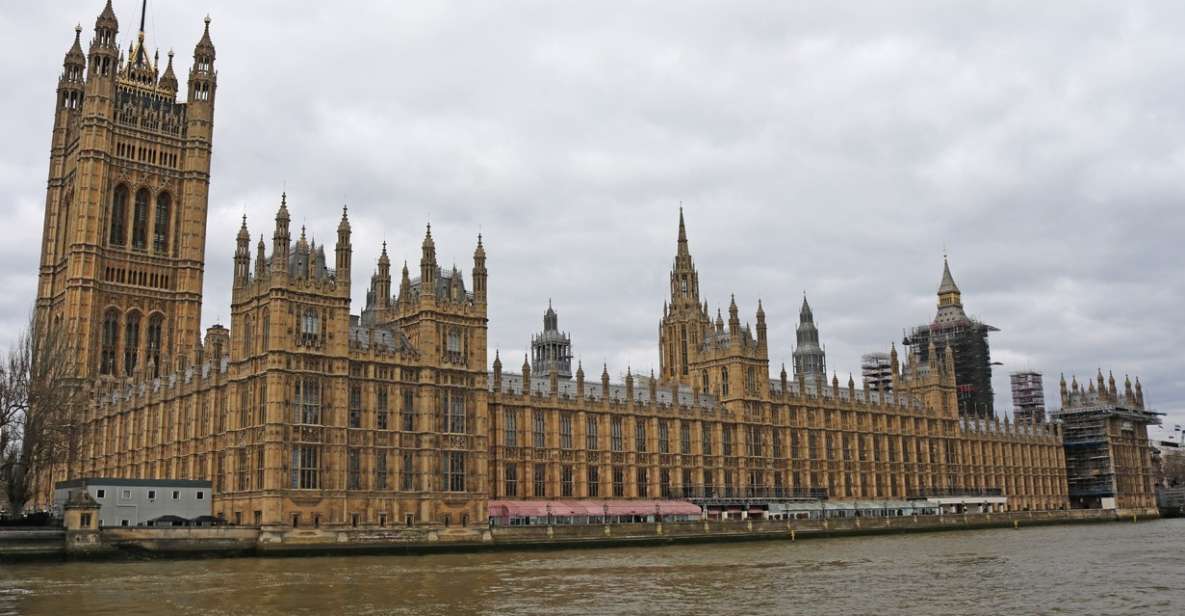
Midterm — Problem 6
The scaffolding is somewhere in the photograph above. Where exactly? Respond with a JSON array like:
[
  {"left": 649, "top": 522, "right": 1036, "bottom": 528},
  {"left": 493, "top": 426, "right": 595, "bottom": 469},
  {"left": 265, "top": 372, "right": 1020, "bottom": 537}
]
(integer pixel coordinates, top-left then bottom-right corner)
[
  {"left": 903, "top": 319, "right": 999, "bottom": 419},
  {"left": 1011, "top": 371, "right": 1046, "bottom": 423},
  {"left": 861, "top": 352, "right": 893, "bottom": 394},
  {"left": 1054, "top": 404, "right": 1161, "bottom": 508}
]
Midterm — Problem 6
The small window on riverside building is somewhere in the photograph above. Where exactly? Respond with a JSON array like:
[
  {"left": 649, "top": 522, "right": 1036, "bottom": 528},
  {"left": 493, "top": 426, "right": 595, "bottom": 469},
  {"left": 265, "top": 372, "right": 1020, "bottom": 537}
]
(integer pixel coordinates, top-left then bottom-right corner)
[
  {"left": 196, "top": 491, "right": 205, "bottom": 500},
  {"left": 172, "top": 490, "right": 180, "bottom": 500},
  {"left": 147, "top": 490, "right": 156, "bottom": 501},
  {"left": 96, "top": 489, "right": 106, "bottom": 499}
]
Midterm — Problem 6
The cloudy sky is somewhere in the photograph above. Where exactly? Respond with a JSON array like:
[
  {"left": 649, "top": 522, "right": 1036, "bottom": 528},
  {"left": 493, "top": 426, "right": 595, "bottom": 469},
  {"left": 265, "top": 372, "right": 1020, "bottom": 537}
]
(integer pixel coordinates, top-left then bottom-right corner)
[{"left": 2, "top": 1, "right": 1182, "bottom": 425}]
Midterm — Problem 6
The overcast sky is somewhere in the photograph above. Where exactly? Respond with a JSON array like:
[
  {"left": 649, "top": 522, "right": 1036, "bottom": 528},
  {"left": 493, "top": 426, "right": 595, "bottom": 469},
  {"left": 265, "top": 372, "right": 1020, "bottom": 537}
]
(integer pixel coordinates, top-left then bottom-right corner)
[{"left": 2, "top": 1, "right": 1182, "bottom": 425}]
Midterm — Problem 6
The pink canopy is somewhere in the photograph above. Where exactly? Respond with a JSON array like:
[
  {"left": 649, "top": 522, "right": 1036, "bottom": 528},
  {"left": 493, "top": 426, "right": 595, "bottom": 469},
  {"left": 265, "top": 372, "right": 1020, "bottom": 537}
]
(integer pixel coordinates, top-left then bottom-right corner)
[{"left": 489, "top": 499, "right": 701, "bottom": 518}]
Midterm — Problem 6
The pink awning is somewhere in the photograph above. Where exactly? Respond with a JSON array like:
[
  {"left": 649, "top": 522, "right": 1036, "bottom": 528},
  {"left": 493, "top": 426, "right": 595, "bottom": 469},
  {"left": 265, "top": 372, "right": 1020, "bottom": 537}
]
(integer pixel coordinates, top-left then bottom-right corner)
[{"left": 489, "top": 499, "right": 702, "bottom": 517}]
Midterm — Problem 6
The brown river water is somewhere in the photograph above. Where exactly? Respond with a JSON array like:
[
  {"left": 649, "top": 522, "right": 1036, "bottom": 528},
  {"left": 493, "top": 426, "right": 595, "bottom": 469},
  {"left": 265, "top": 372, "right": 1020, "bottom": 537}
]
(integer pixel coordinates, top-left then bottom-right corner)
[{"left": 1, "top": 519, "right": 1183, "bottom": 616}]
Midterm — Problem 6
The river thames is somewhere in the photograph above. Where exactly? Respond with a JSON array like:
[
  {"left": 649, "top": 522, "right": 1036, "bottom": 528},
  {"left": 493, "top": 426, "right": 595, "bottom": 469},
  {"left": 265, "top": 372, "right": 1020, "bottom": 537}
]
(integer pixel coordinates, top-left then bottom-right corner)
[{"left": 1, "top": 519, "right": 1182, "bottom": 615}]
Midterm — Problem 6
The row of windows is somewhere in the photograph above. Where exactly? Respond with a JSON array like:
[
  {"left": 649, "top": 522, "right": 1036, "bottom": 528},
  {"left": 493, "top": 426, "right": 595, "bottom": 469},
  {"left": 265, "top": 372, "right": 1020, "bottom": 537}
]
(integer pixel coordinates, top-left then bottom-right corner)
[
  {"left": 115, "top": 141, "right": 179, "bottom": 168},
  {"left": 108, "top": 184, "right": 172, "bottom": 254},
  {"left": 288, "top": 446, "right": 464, "bottom": 493},
  {"left": 103, "top": 265, "right": 171, "bottom": 289}
]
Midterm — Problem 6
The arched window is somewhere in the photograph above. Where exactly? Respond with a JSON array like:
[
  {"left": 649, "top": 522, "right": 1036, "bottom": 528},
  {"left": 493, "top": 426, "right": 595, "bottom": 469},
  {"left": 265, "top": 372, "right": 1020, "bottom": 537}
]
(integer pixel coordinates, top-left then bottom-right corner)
[
  {"left": 109, "top": 185, "right": 128, "bottom": 245},
  {"left": 146, "top": 314, "right": 163, "bottom": 377},
  {"left": 100, "top": 309, "right": 119, "bottom": 375},
  {"left": 58, "top": 190, "right": 73, "bottom": 254},
  {"left": 242, "top": 315, "right": 253, "bottom": 356},
  {"left": 153, "top": 192, "right": 171, "bottom": 254},
  {"left": 124, "top": 311, "right": 141, "bottom": 374},
  {"left": 132, "top": 188, "right": 149, "bottom": 249},
  {"left": 301, "top": 309, "right": 320, "bottom": 346}
]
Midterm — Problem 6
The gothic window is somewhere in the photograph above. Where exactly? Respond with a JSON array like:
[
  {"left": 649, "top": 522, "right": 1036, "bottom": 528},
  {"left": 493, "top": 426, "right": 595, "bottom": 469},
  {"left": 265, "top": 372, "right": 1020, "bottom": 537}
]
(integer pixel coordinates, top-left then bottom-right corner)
[
  {"left": 123, "top": 311, "right": 141, "bottom": 375},
  {"left": 153, "top": 192, "right": 171, "bottom": 254},
  {"left": 444, "top": 451, "right": 465, "bottom": 492},
  {"left": 635, "top": 420, "right": 647, "bottom": 453},
  {"left": 376, "top": 385, "right": 389, "bottom": 430},
  {"left": 445, "top": 328, "right": 461, "bottom": 363},
  {"left": 636, "top": 468, "right": 648, "bottom": 497},
  {"left": 504, "top": 463, "right": 518, "bottom": 497},
  {"left": 401, "top": 452, "right": 415, "bottom": 491},
  {"left": 375, "top": 453, "right": 389, "bottom": 490},
  {"left": 109, "top": 185, "right": 128, "bottom": 246},
  {"left": 680, "top": 421, "right": 691, "bottom": 454},
  {"left": 533, "top": 411, "right": 545, "bottom": 448},
  {"left": 145, "top": 314, "right": 163, "bottom": 377},
  {"left": 301, "top": 309, "right": 320, "bottom": 346},
  {"left": 587, "top": 466, "right": 599, "bottom": 497},
  {"left": 533, "top": 463, "right": 545, "bottom": 497},
  {"left": 721, "top": 367, "right": 729, "bottom": 396},
  {"left": 611, "top": 417, "right": 623, "bottom": 452},
  {"left": 260, "top": 310, "right": 270, "bottom": 351},
  {"left": 100, "top": 309, "right": 119, "bottom": 375},
  {"left": 402, "top": 390, "right": 415, "bottom": 431},
  {"left": 448, "top": 391, "right": 466, "bottom": 434},
  {"left": 291, "top": 445, "right": 319, "bottom": 489},
  {"left": 242, "top": 316, "right": 253, "bottom": 356},
  {"left": 661, "top": 469, "right": 671, "bottom": 498},
  {"left": 722, "top": 424, "right": 734, "bottom": 457},
  {"left": 702, "top": 370, "right": 709, "bottom": 393},
  {"left": 293, "top": 378, "right": 321, "bottom": 425},
  {"left": 504, "top": 410, "right": 518, "bottom": 447},
  {"left": 659, "top": 420, "right": 670, "bottom": 454},
  {"left": 132, "top": 188, "right": 149, "bottom": 249},
  {"left": 57, "top": 190, "right": 72, "bottom": 254},
  {"left": 347, "top": 448, "right": 362, "bottom": 490},
  {"left": 586, "top": 415, "right": 599, "bottom": 450},
  {"left": 561, "top": 465, "right": 574, "bottom": 497},
  {"left": 349, "top": 384, "right": 362, "bottom": 429},
  {"left": 612, "top": 466, "right": 625, "bottom": 497},
  {"left": 702, "top": 423, "right": 713, "bottom": 456},
  {"left": 559, "top": 413, "right": 573, "bottom": 449}
]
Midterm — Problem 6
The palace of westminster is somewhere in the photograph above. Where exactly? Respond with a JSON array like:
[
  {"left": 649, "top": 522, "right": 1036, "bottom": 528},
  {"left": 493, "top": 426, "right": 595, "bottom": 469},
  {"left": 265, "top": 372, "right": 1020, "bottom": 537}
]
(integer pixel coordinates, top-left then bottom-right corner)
[{"left": 31, "top": 2, "right": 1159, "bottom": 528}]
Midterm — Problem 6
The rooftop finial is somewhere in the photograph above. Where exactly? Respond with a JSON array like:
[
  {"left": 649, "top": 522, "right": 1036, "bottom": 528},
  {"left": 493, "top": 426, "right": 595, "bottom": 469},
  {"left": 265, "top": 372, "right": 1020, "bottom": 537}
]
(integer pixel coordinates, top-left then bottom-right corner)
[{"left": 139, "top": 0, "right": 148, "bottom": 34}]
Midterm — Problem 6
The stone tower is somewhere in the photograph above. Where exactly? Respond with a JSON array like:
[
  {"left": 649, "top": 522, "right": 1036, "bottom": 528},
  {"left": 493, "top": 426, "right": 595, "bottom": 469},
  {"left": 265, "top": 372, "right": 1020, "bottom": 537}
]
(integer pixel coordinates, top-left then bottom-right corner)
[
  {"left": 792, "top": 295, "right": 826, "bottom": 381},
  {"left": 36, "top": 1, "right": 217, "bottom": 379},
  {"left": 531, "top": 300, "right": 573, "bottom": 379},
  {"left": 659, "top": 209, "right": 712, "bottom": 385}
]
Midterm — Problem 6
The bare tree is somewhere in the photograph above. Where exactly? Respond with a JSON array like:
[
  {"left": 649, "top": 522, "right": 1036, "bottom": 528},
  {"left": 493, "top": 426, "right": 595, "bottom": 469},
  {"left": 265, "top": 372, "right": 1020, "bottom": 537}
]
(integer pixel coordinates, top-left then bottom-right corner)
[{"left": 0, "top": 313, "right": 83, "bottom": 514}]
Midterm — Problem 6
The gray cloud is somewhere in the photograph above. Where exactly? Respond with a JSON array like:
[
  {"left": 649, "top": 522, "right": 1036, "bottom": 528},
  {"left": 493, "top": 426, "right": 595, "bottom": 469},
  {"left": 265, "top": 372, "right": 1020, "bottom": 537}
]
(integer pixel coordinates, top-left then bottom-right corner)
[{"left": 2, "top": 1, "right": 1182, "bottom": 425}]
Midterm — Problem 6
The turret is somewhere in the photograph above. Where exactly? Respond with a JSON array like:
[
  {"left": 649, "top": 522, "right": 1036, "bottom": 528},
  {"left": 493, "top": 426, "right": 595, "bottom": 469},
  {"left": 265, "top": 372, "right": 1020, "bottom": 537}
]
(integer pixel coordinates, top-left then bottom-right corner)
[
  {"left": 233, "top": 215, "right": 250, "bottom": 285},
  {"left": 374, "top": 242, "right": 391, "bottom": 308},
  {"left": 158, "top": 49, "right": 178, "bottom": 95},
  {"left": 336, "top": 206, "right": 351, "bottom": 281},
  {"left": 88, "top": 1, "right": 120, "bottom": 81},
  {"left": 755, "top": 300, "right": 767, "bottom": 350},
  {"left": 420, "top": 224, "right": 437, "bottom": 296},
  {"left": 601, "top": 363, "right": 610, "bottom": 399},
  {"left": 254, "top": 236, "right": 267, "bottom": 279},
  {"left": 1135, "top": 377, "right": 1144, "bottom": 409},
  {"left": 398, "top": 262, "right": 411, "bottom": 305},
  {"left": 576, "top": 361, "right": 585, "bottom": 398},
  {"left": 492, "top": 350, "right": 502, "bottom": 392},
  {"left": 271, "top": 193, "right": 290, "bottom": 273},
  {"left": 1059, "top": 373, "right": 1069, "bottom": 407},
  {"left": 728, "top": 295, "right": 740, "bottom": 338},
  {"left": 58, "top": 26, "right": 86, "bottom": 112},
  {"left": 187, "top": 16, "right": 216, "bottom": 105},
  {"left": 473, "top": 234, "right": 487, "bottom": 305}
]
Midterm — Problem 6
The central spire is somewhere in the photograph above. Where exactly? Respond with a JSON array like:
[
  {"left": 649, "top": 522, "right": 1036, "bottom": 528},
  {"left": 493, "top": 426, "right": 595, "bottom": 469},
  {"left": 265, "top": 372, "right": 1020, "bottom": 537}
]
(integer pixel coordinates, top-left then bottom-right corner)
[{"left": 139, "top": 0, "right": 147, "bottom": 34}]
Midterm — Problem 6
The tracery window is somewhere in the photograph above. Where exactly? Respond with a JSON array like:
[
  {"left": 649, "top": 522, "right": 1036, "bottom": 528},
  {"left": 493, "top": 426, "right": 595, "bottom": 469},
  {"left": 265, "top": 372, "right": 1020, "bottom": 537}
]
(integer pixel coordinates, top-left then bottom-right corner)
[
  {"left": 100, "top": 309, "right": 119, "bottom": 375},
  {"left": 146, "top": 314, "right": 163, "bottom": 377},
  {"left": 153, "top": 192, "right": 171, "bottom": 254},
  {"left": 109, "top": 185, "right": 128, "bottom": 246},
  {"left": 293, "top": 378, "right": 321, "bottom": 425},
  {"left": 123, "top": 311, "right": 141, "bottom": 375},
  {"left": 132, "top": 188, "right": 149, "bottom": 249}
]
